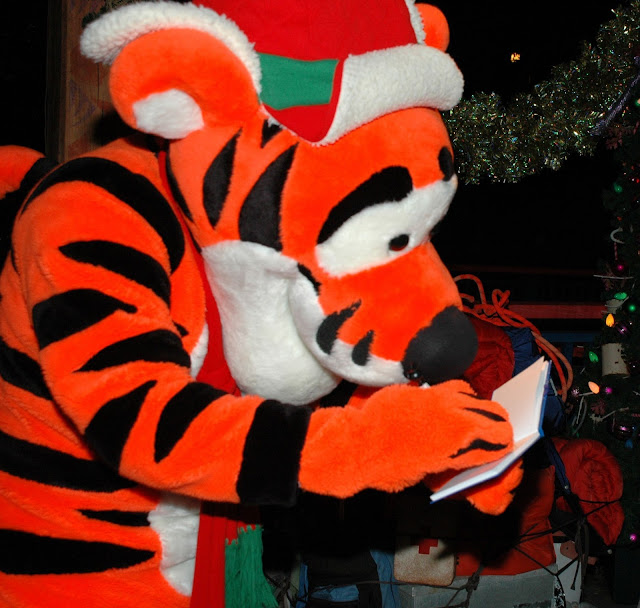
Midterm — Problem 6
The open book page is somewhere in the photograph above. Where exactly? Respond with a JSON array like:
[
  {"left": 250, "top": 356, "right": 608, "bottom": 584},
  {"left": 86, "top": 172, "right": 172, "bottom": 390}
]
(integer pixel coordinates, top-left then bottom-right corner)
[{"left": 430, "top": 357, "right": 551, "bottom": 503}]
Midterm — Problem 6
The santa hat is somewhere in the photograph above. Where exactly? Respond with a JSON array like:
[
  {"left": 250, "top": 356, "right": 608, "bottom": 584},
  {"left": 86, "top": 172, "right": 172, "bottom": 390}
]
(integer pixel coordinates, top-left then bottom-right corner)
[{"left": 82, "top": 0, "right": 463, "bottom": 143}]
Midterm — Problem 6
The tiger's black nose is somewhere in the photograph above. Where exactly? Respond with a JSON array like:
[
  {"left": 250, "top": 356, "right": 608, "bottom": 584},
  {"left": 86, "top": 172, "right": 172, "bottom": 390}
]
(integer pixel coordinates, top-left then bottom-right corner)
[{"left": 402, "top": 306, "right": 477, "bottom": 385}]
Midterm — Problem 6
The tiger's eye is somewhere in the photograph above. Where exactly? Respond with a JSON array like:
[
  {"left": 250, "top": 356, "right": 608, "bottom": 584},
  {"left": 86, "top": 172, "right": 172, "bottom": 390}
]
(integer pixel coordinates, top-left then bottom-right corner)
[{"left": 389, "top": 234, "right": 410, "bottom": 251}]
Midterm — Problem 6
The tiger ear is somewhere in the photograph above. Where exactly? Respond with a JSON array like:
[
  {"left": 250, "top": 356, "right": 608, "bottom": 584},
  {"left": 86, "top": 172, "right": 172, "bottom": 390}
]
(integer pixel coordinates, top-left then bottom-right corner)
[
  {"left": 416, "top": 4, "right": 451, "bottom": 52},
  {"left": 80, "top": 3, "right": 262, "bottom": 139}
]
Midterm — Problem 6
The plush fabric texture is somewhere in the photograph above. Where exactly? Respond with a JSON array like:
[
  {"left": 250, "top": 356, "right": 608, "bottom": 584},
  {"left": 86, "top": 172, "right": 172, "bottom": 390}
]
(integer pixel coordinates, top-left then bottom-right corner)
[
  {"left": 0, "top": 2, "right": 521, "bottom": 606},
  {"left": 553, "top": 438, "right": 625, "bottom": 546},
  {"left": 462, "top": 316, "right": 515, "bottom": 399}
]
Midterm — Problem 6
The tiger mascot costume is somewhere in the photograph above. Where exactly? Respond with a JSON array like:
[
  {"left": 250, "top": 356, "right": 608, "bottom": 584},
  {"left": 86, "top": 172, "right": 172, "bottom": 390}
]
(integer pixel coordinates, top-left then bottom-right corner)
[{"left": 0, "top": 1, "right": 524, "bottom": 606}]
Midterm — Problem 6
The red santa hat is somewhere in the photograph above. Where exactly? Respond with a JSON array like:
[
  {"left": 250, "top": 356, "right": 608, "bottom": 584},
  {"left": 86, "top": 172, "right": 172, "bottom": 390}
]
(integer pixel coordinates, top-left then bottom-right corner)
[{"left": 82, "top": 0, "right": 463, "bottom": 143}]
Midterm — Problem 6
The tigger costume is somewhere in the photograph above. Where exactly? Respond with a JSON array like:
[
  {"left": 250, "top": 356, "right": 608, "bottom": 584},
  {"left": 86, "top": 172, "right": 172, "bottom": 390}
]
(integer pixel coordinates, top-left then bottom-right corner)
[{"left": 0, "top": 1, "right": 524, "bottom": 606}]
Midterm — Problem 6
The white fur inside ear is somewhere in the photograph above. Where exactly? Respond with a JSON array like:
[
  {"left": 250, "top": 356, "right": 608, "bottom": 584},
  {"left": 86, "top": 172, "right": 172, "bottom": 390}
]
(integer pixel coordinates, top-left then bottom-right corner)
[{"left": 133, "top": 89, "right": 204, "bottom": 139}]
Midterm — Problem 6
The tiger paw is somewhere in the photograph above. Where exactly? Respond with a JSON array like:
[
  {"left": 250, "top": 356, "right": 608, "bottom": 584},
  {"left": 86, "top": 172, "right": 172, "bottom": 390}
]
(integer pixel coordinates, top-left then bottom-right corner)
[
  {"left": 459, "top": 460, "right": 524, "bottom": 515},
  {"left": 404, "top": 379, "right": 516, "bottom": 475},
  {"left": 299, "top": 380, "right": 516, "bottom": 498}
]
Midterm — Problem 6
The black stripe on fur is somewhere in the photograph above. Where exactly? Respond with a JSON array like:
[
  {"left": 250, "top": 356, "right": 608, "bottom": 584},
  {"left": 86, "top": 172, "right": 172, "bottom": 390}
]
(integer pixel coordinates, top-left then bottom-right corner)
[
  {"left": 79, "top": 509, "right": 150, "bottom": 527},
  {"left": 78, "top": 330, "right": 190, "bottom": 372},
  {"left": 154, "top": 382, "right": 226, "bottom": 463},
  {"left": 60, "top": 240, "right": 171, "bottom": 306},
  {"left": 238, "top": 145, "right": 297, "bottom": 251},
  {"left": 0, "top": 156, "right": 57, "bottom": 266},
  {"left": 32, "top": 289, "right": 137, "bottom": 349},
  {"left": 85, "top": 381, "right": 156, "bottom": 470},
  {"left": 23, "top": 157, "right": 185, "bottom": 272},
  {"left": 0, "top": 529, "right": 153, "bottom": 574},
  {"left": 203, "top": 132, "right": 240, "bottom": 230},
  {"left": 451, "top": 439, "right": 509, "bottom": 459},
  {"left": 0, "top": 429, "right": 135, "bottom": 492},
  {"left": 236, "top": 400, "right": 311, "bottom": 506},
  {"left": 0, "top": 336, "right": 52, "bottom": 399}
]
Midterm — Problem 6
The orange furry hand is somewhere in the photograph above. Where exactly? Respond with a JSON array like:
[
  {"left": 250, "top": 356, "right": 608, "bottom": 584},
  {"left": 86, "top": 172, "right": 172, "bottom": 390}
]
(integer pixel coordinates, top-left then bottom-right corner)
[
  {"left": 423, "top": 460, "right": 524, "bottom": 516},
  {"left": 298, "top": 380, "right": 515, "bottom": 499},
  {"left": 459, "top": 460, "right": 524, "bottom": 515}
]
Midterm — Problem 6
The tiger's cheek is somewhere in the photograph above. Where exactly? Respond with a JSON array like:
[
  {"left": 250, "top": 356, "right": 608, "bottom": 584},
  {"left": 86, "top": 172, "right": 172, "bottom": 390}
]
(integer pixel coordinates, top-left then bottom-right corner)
[{"left": 314, "top": 244, "right": 462, "bottom": 362}]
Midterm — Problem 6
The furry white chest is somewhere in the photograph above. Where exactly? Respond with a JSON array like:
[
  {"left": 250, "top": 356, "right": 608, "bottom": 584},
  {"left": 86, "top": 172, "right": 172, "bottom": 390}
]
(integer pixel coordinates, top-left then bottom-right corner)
[{"left": 201, "top": 240, "right": 339, "bottom": 404}]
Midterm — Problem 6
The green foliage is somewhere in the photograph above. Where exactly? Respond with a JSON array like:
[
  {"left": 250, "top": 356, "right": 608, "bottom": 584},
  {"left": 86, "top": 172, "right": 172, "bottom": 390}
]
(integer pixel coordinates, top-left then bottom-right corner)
[{"left": 446, "top": 2, "right": 640, "bottom": 184}]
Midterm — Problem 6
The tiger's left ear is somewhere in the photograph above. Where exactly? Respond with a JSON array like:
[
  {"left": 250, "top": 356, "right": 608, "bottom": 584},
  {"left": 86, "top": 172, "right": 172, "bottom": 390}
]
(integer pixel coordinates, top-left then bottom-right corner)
[{"left": 81, "top": 2, "right": 262, "bottom": 139}]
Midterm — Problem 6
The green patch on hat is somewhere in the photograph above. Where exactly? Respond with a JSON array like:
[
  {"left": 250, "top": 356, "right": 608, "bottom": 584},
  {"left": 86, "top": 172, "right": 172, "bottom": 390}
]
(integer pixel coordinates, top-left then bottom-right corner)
[{"left": 258, "top": 53, "right": 338, "bottom": 110}]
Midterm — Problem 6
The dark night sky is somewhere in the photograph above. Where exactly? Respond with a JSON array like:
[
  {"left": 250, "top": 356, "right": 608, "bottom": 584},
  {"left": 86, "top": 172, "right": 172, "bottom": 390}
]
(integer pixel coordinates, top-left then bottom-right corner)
[
  {"left": 432, "top": 1, "right": 624, "bottom": 99},
  {"left": 0, "top": 1, "right": 49, "bottom": 150},
  {"left": 0, "top": 0, "right": 632, "bottom": 300},
  {"left": 428, "top": 1, "right": 626, "bottom": 296}
]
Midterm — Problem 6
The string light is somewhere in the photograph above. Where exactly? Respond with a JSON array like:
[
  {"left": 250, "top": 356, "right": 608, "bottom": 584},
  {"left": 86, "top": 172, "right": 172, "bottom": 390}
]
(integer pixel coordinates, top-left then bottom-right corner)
[
  {"left": 510, "top": 52, "right": 521, "bottom": 62},
  {"left": 588, "top": 351, "right": 600, "bottom": 363},
  {"left": 588, "top": 381, "right": 601, "bottom": 394},
  {"left": 606, "top": 313, "right": 616, "bottom": 327}
]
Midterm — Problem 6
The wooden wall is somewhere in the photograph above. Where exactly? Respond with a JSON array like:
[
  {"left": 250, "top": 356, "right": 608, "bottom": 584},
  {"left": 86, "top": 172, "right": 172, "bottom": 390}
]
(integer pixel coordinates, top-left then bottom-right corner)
[{"left": 47, "top": 0, "right": 127, "bottom": 162}]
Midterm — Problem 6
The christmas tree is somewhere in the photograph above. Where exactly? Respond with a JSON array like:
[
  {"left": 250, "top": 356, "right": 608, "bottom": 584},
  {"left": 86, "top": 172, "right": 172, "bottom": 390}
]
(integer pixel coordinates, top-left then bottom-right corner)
[{"left": 569, "top": 89, "right": 640, "bottom": 546}]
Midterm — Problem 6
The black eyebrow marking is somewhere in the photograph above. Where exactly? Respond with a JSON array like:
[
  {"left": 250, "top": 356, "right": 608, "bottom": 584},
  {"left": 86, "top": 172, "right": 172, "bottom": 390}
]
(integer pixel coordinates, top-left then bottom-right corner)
[{"left": 317, "top": 166, "right": 413, "bottom": 245}]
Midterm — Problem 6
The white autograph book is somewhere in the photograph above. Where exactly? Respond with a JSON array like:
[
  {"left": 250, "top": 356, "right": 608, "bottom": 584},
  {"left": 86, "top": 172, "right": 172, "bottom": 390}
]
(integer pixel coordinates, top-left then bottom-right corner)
[{"left": 430, "top": 356, "right": 551, "bottom": 503}]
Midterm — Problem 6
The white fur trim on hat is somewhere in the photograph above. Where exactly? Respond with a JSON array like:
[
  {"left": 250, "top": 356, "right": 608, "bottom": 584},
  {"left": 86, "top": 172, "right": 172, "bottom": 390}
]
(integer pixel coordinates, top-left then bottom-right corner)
[
  {"left": 404, "top": 0, "right": 426, "bottom": 44},
  {"left": 80, "top": 1, "right": 261, "bottom": 94},
  {"left": 317, "top": 44, "right": 464, "bottom": 145}
]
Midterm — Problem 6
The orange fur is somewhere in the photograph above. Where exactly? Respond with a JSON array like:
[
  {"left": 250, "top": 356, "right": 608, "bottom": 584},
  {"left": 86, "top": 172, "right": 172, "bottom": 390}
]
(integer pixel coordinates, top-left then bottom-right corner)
[
  {"left": 110, "top": 29, "right": 260, "bottom": 134},
  {"left": 0, "top": 147, "right": 46, "bottom": 198}
]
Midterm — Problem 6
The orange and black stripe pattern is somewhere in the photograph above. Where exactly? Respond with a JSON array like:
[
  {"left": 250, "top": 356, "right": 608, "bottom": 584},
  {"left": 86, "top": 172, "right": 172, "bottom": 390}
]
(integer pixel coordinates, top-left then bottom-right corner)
[{"left": 0, "top": 141, "right": 312, "bottom": 606}]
